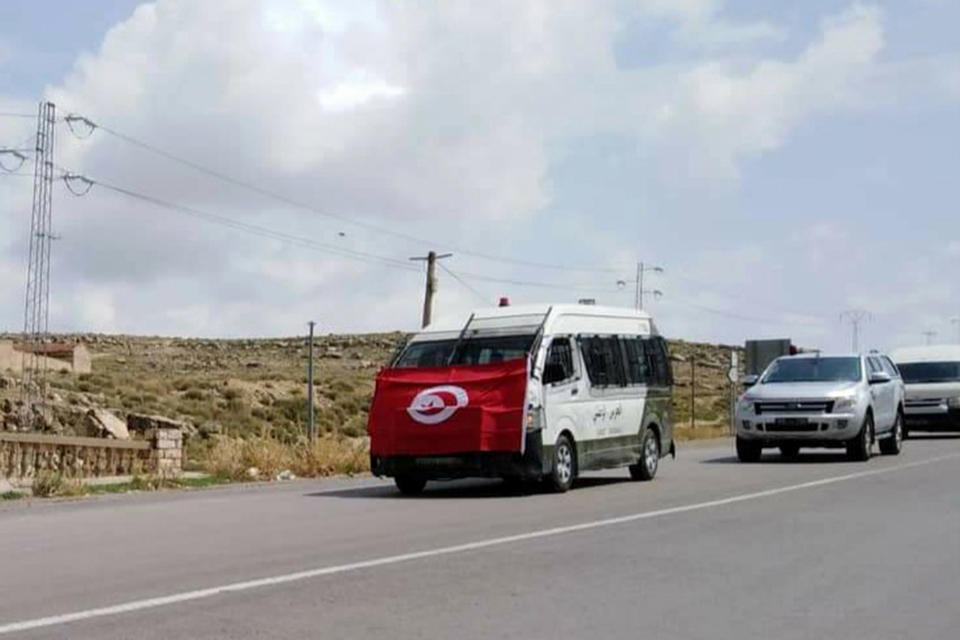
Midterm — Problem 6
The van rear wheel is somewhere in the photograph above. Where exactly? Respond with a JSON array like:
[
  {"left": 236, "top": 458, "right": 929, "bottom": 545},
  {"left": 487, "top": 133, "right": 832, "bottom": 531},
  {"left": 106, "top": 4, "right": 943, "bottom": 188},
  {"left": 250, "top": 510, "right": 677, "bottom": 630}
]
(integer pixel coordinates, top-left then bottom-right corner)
[{"left": 629, "top": 427, "right": 659, "bottom": 481}]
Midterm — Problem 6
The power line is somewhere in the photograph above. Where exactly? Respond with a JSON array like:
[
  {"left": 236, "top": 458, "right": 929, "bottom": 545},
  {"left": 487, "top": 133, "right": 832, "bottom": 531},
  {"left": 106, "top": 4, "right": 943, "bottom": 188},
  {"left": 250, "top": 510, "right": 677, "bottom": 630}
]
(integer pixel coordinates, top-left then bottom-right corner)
[
  {"left": 72, "top": 173, "right": 424, "bottom": 273},
  {"left": 666, "top": 270, "right": 827, "bottom": 322},
  {"left": 664, "top": 298, "right": 824, "bottom": 328},
  {"left": 438, "top": 262, "right": 489, "bottom": 304},
  {"left": 0, "top": 112, "right": 36, "bottom": 119},
  {"left": 68, "top": 113, "right": 623, "bottom": 273}
]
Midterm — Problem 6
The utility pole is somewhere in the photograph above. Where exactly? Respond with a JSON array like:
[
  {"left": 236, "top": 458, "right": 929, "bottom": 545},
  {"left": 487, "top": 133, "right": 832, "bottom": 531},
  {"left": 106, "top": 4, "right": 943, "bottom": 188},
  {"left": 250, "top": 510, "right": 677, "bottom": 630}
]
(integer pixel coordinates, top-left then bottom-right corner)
[
  {"left": 307, "top": 321, "right": 316, "bottom": 443},
  {"left": 922, "top": 330, "right": 937, "bottom": 346},
  {"left": 19, "top": 101, "right": 56, "bottom": 428},
  {"left": 951, "top": 317, "right": 960, "bottom": 344},
  {"left": 634, "top": 262, "right": 663, "bottom": 310},
  {"left": 840, "top": 309, "right": 871, "bottom": 352},
  {"left": 410, "top": 251, "right": 452, "bottom": 328}
]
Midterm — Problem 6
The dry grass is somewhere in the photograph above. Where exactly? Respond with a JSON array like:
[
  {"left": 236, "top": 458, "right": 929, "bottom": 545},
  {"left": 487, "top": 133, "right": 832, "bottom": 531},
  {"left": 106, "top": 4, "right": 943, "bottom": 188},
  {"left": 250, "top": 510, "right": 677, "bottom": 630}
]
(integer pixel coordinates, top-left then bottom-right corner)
[
  {"left": 674, "top": 422, "right": 732, "bottom": 441},
  {"left": 192, "top": 435, "right": 369, "bottom": 480},
  {"left": 31, "top": 471, "right": 89, "bottom": 498}
]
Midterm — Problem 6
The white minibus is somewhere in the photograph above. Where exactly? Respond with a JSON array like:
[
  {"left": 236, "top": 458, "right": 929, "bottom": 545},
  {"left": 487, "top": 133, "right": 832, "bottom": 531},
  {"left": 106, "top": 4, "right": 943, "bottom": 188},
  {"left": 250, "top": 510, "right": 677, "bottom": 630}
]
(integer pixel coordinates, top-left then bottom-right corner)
[{"left": 368, "top": 303, "right": 675, "bottom": 494}]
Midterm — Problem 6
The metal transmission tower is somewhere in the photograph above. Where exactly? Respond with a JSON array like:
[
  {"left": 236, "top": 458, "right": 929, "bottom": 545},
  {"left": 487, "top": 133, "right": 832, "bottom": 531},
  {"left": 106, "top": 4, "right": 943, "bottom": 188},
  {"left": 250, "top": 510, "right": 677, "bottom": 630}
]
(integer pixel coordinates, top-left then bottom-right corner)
[
  {"left": 840, "top": 309, "right": 871, "bottom": 352},
  {"left": 633, "top": 262, "right": 663, "bottom": 311},
  {"left": 19, "top": 101, "right": 57, "bottom": 426}
]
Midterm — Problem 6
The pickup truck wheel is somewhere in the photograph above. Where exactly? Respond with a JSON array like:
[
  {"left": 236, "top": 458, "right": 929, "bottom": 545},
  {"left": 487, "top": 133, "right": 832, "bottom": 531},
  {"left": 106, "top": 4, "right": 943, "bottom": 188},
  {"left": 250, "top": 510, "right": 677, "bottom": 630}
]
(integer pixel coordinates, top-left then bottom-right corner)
[
  {"left": 547, "top": 435, "right": 576, "bottom": 493},
  {"left": 847, "top": 414, "right": 874, "bottom": 462},
  {"left": 879, "top": 412, "right": 904, "bottom": 456},
  {"left": 394, "top": 474, "right": 427, "bottom": 496},
  {"left": 736, "top": 437, "right": 762, "bottom": 462},
  {"left": 629, "top": 427, "right": 659, "bottom": 481},
  {"left": 779, "top": 444, "right": 800, "bottom": 459}
]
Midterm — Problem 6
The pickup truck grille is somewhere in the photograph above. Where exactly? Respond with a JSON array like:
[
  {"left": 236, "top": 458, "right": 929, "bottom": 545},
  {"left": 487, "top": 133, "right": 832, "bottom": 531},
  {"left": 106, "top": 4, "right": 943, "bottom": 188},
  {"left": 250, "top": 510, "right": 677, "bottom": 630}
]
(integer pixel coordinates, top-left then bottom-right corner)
[
  {"left": 755, "top": 401, "right": 834, "bottom": 415},
  {"left": 764, "top": 422, "right": 822, "bottom": 433}
]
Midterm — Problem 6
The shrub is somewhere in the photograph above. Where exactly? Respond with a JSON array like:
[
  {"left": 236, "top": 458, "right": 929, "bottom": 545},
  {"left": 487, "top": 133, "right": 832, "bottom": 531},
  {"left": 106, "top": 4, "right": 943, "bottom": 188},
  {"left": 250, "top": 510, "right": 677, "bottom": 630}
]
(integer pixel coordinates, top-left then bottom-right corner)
[
  {"left": 32, "top": 471, "right": 64, "bottom": 497},
  {"left": 193, "top": 435, "right": 368, "bottom": 480},
  {"left": 31, "top": 472, "right": 88, "bottom": 498}
]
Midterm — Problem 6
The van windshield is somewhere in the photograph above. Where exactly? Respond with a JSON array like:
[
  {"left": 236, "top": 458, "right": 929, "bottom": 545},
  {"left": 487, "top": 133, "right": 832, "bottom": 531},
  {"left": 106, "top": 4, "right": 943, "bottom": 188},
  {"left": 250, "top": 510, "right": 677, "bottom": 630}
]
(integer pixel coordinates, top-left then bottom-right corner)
[
  {"left": 896, "top": 361, "right": 960, "bottom": 383},
  {"left": 393, "top": 334, "right": 536, "bottom": 368},
  {"left": 762, "top": 357, "right": 862, "bottom": 383}
]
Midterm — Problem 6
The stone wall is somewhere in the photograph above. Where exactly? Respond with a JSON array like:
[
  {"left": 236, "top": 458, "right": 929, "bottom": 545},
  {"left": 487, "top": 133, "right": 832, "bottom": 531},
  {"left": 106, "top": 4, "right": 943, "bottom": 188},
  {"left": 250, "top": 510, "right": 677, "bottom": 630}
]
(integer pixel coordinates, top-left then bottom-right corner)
[
  {"left": 0, "top": 413, "right": 183, "bottom": 480},
  {"left": 128, "top": 414, "right": 184, "bottom": 476}
]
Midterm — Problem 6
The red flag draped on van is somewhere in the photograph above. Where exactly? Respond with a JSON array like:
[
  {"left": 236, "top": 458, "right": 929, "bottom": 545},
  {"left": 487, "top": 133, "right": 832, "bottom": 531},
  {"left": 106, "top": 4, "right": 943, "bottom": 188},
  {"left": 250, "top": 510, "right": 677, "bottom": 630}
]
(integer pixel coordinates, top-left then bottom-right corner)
[{"left": 368, "top": 358, "right": 528, "bottom": 456}]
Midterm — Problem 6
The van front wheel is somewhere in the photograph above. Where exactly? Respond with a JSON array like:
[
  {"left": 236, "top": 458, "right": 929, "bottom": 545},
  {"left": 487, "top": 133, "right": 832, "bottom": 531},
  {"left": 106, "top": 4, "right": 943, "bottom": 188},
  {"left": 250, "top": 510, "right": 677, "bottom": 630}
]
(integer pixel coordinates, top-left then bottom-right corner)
[
  {"left": 394, "top": 474, "right": 427, "bottom": 496},
  {"left": 547, "top": 435, "right": 576, "bottom": 493}
]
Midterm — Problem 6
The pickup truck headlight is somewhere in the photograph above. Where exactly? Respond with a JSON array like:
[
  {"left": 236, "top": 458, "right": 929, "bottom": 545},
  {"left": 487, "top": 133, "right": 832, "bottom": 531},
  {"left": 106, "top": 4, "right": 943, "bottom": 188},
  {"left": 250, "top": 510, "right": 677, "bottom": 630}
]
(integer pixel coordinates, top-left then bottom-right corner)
[
  {"left": 736, "top": 397, "right": 755, "bottom": 414},
  {"left": 833, "top": 396, "right": 857, "bottom": 413},
  {"left": 947, "top": 397, "right": 960, "bottom": 409}
]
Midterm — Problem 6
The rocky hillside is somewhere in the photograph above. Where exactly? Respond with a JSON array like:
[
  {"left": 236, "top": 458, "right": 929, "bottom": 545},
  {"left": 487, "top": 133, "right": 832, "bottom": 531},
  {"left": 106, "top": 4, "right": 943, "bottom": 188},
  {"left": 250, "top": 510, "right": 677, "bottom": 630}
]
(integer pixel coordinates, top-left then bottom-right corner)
[{"left": 1, "top": 333, "right": 742, "bottom": 465}]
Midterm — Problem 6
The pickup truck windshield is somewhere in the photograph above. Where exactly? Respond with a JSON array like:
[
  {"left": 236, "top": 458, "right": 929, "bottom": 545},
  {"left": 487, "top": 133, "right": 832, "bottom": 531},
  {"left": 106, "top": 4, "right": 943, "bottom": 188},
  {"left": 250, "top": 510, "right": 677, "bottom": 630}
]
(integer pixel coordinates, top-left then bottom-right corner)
[
  {"left": 393, "top": 334, "right": 536, "bottom": 368},
  {"left": 762, "top": 357, "right": 862, "bottom": 383},
  {"left": 896, "top": 361, "right": 960, "bottom": 383}
]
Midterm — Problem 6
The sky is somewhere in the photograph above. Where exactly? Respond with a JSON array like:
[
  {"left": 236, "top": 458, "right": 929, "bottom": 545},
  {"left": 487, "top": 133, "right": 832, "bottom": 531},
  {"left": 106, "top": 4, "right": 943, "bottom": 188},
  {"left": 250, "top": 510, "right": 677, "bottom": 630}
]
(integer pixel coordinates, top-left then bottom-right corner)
[{"left": 1, "top": 0, "right": 959, "bottom": 352}]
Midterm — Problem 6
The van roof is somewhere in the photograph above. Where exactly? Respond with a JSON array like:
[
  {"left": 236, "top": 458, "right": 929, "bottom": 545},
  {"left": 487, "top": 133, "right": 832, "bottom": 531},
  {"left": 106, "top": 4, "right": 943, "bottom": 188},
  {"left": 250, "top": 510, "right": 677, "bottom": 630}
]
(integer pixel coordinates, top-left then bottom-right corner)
[
  {"left": 890, "top": 345, "right": 960, "bottom": 363},
  {"left": 419, "top": 303, "right": 654, "bottom": 336}
]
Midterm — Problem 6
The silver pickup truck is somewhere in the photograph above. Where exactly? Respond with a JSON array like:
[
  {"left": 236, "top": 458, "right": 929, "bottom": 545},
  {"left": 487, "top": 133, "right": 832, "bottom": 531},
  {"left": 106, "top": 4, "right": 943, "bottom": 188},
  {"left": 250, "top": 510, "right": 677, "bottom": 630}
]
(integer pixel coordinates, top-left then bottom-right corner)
[{"left": 734, "top": 353, "right": 905, "bottom": 462}]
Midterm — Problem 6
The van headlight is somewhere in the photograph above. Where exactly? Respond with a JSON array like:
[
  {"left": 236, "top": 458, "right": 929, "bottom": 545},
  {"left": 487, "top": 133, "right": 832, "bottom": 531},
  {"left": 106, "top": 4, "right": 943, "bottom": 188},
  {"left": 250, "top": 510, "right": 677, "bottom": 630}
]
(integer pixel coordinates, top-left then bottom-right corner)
[
  {"left": 833, "top": 396, "right": 857, "bottom": 413},
  {"left": 947, "top": 397, "right": 960, "bottom": 409}
]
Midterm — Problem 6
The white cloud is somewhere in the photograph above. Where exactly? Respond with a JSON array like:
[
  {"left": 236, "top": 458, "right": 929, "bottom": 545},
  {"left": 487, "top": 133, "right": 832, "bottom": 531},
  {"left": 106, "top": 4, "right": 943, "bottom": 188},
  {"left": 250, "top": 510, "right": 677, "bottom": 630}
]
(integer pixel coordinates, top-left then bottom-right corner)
[{"left": 317, "top": 77, "right": 405, "bottom": 111}]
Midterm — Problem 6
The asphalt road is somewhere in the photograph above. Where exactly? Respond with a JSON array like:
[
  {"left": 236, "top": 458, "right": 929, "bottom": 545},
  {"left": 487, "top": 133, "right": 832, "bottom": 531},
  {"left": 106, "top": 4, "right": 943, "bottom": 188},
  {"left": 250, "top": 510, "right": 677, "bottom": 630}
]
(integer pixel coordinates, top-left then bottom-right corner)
[{"left": 2, "top": 436, "right": 959, "bottom": 639}]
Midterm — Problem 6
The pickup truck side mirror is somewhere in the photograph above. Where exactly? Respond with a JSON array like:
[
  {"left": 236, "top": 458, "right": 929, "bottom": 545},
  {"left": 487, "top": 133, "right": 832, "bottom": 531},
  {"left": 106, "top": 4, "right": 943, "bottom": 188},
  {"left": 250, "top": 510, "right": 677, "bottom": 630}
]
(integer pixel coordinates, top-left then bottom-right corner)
[
  {"left": 868, "top": 371, "right": 891, "bottom": 385},
  {"left": 741, "top": 374, "right": 759, "bottom": 389}
]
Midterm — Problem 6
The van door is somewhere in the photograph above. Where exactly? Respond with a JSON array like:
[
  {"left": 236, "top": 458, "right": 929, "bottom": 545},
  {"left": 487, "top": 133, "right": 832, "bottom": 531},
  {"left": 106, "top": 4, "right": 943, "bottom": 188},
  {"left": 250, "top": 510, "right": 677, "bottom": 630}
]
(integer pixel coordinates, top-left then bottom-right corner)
[
  {"left": 542, "top": 336, "right": 587, "bottom": 456},
  {"left": 577, "top": 335, "right": 636, "bottom": 469}
]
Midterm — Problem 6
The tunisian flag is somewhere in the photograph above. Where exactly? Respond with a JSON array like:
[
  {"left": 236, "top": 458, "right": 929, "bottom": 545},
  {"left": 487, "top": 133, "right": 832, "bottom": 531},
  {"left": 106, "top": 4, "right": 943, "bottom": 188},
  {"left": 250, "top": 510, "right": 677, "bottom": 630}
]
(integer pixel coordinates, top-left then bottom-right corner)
[{"left": 368, "top": 358, "right": 529, "bottom": 456}]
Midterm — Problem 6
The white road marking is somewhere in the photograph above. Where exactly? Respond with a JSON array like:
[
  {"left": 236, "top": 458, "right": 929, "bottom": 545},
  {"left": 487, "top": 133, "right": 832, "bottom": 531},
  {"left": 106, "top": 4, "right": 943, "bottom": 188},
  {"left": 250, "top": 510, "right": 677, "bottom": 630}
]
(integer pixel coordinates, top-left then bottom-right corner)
[{"left": 1, "top": 453, "right": 956, "bottom": 635}]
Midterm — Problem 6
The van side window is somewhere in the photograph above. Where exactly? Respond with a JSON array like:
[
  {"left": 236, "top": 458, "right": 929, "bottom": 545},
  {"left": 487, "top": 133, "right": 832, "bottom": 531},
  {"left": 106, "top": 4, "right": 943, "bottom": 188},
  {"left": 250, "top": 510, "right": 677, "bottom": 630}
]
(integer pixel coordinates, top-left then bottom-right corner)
[
  {"left": 580, "top": 336, "right": 626, "bottom": 387},
  {"left": 657, "top": 337, "right": 674, "bottom": 386},
  {"left": 621, "top": 337, "right": 649, "bottom": 384},
  {"left": 643, "top": 337, "right": 672, "bottom": 387},
  {"left": 543, "top": 338, "right": 575, "bottom": 385}
]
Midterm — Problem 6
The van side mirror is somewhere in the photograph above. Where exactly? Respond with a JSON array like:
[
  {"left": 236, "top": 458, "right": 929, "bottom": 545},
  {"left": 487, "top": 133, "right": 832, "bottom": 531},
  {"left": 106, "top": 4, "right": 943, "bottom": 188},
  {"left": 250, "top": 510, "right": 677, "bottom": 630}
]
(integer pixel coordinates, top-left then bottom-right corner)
[
  {"left": 741, "top": 374, "right": 759, "bottom": 388},
  {"left": 869, "top": 371, "right": 891, "bottom": 385}
]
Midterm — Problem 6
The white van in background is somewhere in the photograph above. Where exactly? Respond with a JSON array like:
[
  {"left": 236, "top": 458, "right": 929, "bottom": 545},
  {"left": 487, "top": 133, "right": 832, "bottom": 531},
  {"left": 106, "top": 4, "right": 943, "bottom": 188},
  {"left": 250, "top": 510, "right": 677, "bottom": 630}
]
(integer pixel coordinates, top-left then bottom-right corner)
[
  {"left": 890, "top": 345, "right": 960, "bottom": 435},
  {"left": 369, "top": 304, "right": 675, "bottom": 494}
]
